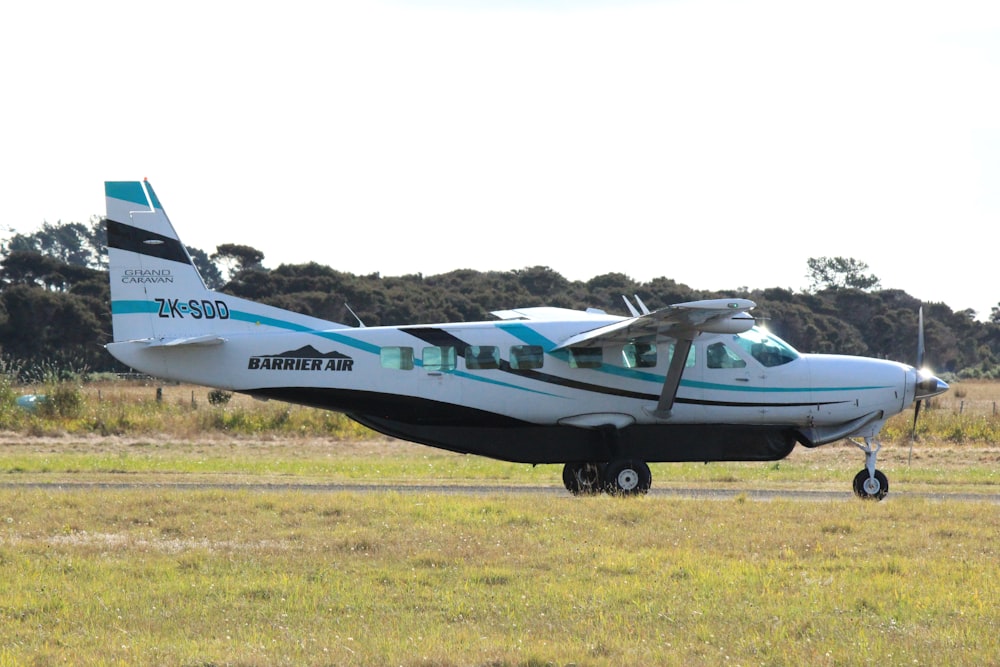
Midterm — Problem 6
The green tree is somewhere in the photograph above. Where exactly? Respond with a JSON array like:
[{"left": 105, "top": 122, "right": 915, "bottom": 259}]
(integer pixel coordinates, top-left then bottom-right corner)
[
  {"left": 212, "top": 243, "right": 265, "bottom": 281},
  {"left": 806, "top": 257, "right": 881, "bottom": 292},
  {"left": 1, "top": 251, "right": 65, "bottom": 289},
  {"left": 3, "top": 218, "right": 106, "bottom": 270},
  {"left": 187, "top": 246, "right": 224, "bottom": 290},
  {"left": 0, "top": 284, "right": 108, "bottom": 372},
  {"left": 514, "top": 266, "right": 569, "bottom": 299}
]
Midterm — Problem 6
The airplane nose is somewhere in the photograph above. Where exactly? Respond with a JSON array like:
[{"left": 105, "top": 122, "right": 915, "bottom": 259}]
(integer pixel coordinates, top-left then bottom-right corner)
[{"left": 916, "top": 369, "right": 949, "bottom": 400}]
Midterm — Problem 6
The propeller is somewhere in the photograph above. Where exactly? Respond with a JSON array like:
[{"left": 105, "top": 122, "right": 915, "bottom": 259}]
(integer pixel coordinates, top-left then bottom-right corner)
[
  {"left": 909, "top": 307, "right": 924, "bottom": 465},
  {"left": 908, "top": 306, "right": 950, "bottom": 464}
]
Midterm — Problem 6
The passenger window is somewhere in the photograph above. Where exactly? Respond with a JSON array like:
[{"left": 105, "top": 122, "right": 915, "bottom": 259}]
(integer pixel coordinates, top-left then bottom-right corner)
[
  {"left": 423, "top": 346, "right": 456, "bottom": 371},
  {"left": 623, "top": 342, "right": 657, "bottom": 368},
  {"left": 706, "top": 342, "right": 746, "bottom": 369},
  {"left": 510, "top": 345, "right": 544, "bottom": 370},
  {"left": 465, "top": 345, "right": 499, "bottom": 370},
  {"left": 380, "top": 346, "right": 414, "bottom": 370},
  {"left": 568, "top": 347, "right": 602, "bottom": 369}
]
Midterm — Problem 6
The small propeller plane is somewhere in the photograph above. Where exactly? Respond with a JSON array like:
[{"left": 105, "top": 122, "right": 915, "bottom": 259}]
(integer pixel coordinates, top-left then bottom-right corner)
[{"left": 104, "top": 179, "right": 949, "bottom": 499}]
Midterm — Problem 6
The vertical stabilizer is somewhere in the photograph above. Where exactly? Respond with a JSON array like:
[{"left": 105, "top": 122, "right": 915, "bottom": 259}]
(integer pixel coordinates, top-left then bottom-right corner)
[{"left": 106, "top": 180, "right": 340, "bottom": 343}]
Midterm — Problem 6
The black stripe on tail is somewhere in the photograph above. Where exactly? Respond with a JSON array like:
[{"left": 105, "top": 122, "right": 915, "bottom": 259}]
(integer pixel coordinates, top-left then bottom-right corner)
[{"left": 106, "top": 219, "right": 191, "bottom": 265}]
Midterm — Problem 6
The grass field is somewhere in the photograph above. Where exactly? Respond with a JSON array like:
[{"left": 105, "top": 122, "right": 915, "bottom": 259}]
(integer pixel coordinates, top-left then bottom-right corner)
[{"left": 1, "top": 379, "right": 999, "bottom": 665}]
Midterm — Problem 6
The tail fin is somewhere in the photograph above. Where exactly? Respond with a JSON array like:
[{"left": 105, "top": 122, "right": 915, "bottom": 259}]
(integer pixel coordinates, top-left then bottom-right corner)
[{"left": 106, "top": 180, "right": 340, "bottom": 343}]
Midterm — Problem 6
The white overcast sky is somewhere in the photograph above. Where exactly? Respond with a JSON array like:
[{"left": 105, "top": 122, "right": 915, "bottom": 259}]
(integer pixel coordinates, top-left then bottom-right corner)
[{"left": 2, "top": 0, "right": 998, "bottom": 318}]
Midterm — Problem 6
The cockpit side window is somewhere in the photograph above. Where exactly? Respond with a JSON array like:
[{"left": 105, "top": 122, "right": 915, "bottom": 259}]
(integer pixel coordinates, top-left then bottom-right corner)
[{"left": 734, "top": 328, "right": 799, "bottom": 367}]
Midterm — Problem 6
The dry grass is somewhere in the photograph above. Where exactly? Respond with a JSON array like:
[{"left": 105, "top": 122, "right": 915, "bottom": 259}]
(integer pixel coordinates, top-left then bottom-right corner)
[
  {"left": 1, "top": 380, "right": 999, "bottom": 665},
  {"left": 1, "top": 489, "right": 998, "bottom": 666}
]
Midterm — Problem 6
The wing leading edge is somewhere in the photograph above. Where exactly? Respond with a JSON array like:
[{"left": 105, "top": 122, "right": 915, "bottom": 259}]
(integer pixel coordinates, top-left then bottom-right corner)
[{"left": 552, "top": 298, "right": 756, "bottom": 350}]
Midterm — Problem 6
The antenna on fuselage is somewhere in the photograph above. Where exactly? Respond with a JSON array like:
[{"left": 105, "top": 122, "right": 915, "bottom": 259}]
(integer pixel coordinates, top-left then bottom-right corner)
[
  {"left": 345, "top": 303, "right": 366, "bottom": 328},
  {"left": 622, "top": 295, "right": 651, "bottom": 317}
]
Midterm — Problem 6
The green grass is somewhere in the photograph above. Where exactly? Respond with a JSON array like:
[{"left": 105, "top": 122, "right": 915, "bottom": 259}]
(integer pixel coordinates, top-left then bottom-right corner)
[
  {"left": 1, "top": 379, "right": 1000, "bottom": 664},
  {"left": 0, "top": 490, "right": 998, "bottom": 666}
]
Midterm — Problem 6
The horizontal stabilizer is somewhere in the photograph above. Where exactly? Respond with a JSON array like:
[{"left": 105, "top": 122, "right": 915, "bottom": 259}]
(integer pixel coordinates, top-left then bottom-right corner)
[{"left": 144, "top": 335, "right": 227, "bottom": 348}]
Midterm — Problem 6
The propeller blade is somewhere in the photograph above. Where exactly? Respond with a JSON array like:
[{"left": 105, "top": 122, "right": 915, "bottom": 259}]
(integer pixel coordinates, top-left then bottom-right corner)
[
  {"left": 909, "top": 398, "right": 922, "bottom": 465},
  {"left": 910, "top": 306, "right": 925, "bottom": 466}
]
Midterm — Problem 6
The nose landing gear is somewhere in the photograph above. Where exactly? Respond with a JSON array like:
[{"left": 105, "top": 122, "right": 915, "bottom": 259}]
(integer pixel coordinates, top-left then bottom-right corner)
[{"left": 850, "top": 437, "right": 889, "bottom": 500}]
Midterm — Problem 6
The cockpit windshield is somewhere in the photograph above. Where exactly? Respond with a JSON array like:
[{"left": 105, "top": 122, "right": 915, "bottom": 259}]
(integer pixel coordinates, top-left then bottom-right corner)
[{"left": 734, "top": 327, "right": 799, "bottom": 367}]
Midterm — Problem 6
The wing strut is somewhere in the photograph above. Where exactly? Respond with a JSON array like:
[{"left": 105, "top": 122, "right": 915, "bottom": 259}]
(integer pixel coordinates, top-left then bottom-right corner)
[{"left": 654, "top": 337, "right": 693, "bottom": 417}]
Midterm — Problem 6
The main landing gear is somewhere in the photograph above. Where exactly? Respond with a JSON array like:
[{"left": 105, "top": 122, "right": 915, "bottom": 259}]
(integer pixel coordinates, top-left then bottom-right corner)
[
  {"left": 562, "top": 460, "right": 652, "bottom": 496},
  {"left": 850, "top": 437, "right": 889, "bottom": 501}
]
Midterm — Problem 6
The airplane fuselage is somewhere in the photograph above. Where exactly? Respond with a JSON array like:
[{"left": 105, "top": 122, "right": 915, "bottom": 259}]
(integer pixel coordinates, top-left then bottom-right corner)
[
  {"left": 102, "top": 178, "right": 948, "bottom": 497},
  {"left": 107, "top": 313, "right": 917, "bottom": 465}
]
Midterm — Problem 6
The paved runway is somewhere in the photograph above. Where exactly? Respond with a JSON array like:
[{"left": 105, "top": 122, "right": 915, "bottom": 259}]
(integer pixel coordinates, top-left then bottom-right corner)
[{"left": 3, "top": 480, "right": 997, "bottom": 502}]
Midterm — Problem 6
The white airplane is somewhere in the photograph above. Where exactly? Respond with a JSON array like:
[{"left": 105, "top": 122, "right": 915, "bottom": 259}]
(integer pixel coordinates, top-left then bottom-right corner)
[{"left": 104, "top": 179, "right": 949, "bottom": 500}]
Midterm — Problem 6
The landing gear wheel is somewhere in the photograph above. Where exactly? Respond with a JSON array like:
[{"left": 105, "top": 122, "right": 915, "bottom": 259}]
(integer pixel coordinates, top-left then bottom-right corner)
[
  {"left": 852, "top": 469, "right": 888, "bottom": 501},
  {"left": 603, "top": 459, "right": 652, "bottom": 496},
  {"left": 562, "top": 462, "right": 603, "bottom": 496}
]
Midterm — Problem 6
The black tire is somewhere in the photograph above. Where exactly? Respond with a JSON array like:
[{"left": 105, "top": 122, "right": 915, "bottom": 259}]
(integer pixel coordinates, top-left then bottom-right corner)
[
  {"left": 603, "top": 459, "right": 652, "bottom": 496},
  {"left": 852, "top": 469, "right": 889, "bottom": 500},
  {"left": 562, "top": 462, "right": 603, "bottom": 496}
]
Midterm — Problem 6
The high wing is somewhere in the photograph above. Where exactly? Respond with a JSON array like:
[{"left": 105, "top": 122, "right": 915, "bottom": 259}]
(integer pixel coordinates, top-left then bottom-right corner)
[
  {"left": 551, "top": 298, "right": 757, "bottom": 350},
  {"left": 553, "top": 298, "right": 757, "bottom": 418}
]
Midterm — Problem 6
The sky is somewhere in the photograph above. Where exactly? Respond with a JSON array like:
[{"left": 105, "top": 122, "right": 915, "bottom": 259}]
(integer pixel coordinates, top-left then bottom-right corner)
[{"left": 2, "top": 0, "right": 999, "bottom": 319}]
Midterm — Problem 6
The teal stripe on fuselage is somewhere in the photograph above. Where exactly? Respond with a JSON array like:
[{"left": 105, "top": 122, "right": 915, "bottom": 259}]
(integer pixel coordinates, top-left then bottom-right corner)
[
  {"left": 113, "top": 300, "right": 391, "bottom": 357},
  {"left": 111, "top": 299, "right": 566, "bottom": 397},
  {"left": 494, "top": 318, "right": 886, "bottom": 395},
  {"left": 496, "top": 321, "right": 556, "bottom": 348},
  {"left": 685, "top": 379, "right": 890, "bottom": 393},
  {"left": 451, "top": 370, "right": 566, "bottom": 398},
  {"left": 112, "top": 300, "right": 158, "bottom": 315},
  {"left": 113, "top": 300, "right": 886, "bottom": 397}
]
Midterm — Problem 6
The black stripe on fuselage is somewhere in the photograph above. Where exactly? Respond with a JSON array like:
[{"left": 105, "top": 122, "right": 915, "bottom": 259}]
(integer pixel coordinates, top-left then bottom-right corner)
[
  {"left": 106, "top": 219, "right": 191, "bottom": 265},
  {"left": 686, "top": 397, "right": 850, "bottom": 408},
  {"left": 402, "top": 326, "right": 656, "bottom": 400}
]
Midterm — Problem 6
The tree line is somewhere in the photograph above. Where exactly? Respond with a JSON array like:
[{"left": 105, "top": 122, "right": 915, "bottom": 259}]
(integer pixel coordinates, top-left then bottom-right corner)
[{"left": 2, "top": 218, "right": 999, "bottom": 380}]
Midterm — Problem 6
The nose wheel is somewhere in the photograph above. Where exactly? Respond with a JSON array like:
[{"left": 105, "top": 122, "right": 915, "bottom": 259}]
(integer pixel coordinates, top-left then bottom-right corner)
[{"left": 849, "top": 437, "right": 889, "bottom": 500}]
